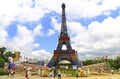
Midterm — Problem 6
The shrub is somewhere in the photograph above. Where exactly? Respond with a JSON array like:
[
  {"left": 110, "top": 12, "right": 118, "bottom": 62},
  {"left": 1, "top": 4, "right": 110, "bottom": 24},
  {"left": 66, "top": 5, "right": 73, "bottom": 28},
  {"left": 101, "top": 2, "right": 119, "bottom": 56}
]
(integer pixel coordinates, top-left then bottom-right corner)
[
  {"left": 0, "top": 70, "right": 8, "bottom": 75},
  {"left": 0, "top": 58, "right": 5, "bottom": 68},
  {"left": 65, "top": 69, "right": 76, "bottom": 76}
]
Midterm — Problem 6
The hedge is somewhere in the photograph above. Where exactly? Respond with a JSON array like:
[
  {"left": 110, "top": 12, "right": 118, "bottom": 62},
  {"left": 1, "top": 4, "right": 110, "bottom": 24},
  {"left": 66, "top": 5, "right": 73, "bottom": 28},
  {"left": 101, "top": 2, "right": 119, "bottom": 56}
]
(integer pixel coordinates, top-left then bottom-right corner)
[{"left": 0, "top": 70, "right": 8, "bottom": 75}]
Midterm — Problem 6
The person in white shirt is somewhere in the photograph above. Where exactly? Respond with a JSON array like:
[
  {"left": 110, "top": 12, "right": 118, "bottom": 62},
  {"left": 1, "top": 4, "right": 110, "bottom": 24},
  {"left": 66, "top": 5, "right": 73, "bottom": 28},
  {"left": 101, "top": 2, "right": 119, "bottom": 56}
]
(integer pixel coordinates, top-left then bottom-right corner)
[
  {"left": 58, "top": 69, "right": 61, "bottom": 79},
  {"left": 25, "top": 67, "right": 31, "bottom": 79}
]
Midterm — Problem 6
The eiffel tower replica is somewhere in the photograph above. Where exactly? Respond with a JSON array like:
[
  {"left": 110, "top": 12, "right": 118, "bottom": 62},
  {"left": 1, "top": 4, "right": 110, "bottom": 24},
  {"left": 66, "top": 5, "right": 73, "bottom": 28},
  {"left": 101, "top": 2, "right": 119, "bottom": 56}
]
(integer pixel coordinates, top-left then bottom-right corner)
[{"left": 47, "top": 3, "right": 81, "bottom": 68}]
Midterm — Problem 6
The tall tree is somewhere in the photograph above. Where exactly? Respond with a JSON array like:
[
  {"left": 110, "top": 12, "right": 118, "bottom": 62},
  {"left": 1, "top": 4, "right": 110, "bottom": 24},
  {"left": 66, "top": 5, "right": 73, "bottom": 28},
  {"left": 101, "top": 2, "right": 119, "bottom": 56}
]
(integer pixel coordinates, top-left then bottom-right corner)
[
  {"left": 82, "top": 59, "right": 95, "bottom": 66},
  {"left": 3, "top": 51, "right": 16, "bottom": 62},
  {"left": 114, "top": 56, "right": 120, "bottom": 69},
  {"left": 0, "top": 47, "right": 6, "bottom": 58},
  {"left": 0, "top": 58, "right": 5, "bottom": 68}
]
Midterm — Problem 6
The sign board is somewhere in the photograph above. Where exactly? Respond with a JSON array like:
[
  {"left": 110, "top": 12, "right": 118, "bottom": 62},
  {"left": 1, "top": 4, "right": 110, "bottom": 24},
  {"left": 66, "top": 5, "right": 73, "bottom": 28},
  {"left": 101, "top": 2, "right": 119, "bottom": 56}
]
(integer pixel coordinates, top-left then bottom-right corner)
[{"left": 73, "top": 65, "right": 77, "bottom": 69}]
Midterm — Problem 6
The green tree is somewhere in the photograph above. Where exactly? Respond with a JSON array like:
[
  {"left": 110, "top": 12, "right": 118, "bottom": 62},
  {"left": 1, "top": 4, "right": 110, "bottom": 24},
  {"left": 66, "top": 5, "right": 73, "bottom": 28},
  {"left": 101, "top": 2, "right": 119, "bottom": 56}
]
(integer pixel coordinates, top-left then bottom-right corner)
[
  {"left": 0, "top": 47, "right": 6, "bottom": 58},
  {"left": 105, "top": 56, "right": 120, "bottom": 70},
  {"left": 116, "top": 56, "right": 120, "bottom": 69},
  {"left": 111, "top": 56, "right": 120, "bottom": 70},
  {"left": 82, "top": 56, "right": 120, "bottom": 70},
  {"left": 82, "top": 59, "right": 95, "bottom": 66},
  {"left": 5, "top": 51, "right": 16, "bottom": 58},
  {"left": 3, "top": 51, "right": 16, "bottom": 62},
  {"left": 0, "top": 58, "right": 5, "bottom": 68}
]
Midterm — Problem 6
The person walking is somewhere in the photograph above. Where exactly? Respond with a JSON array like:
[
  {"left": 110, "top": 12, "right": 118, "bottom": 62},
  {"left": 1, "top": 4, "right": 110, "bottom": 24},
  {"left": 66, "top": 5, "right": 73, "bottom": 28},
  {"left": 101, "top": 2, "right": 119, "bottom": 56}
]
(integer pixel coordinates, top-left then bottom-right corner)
[
  {"left": 111, "top": 69, "right": 114, "bottom": 75},
  {"left": 58, "top": 69, "right": 61, "bottom": 79},
  {"left": 76, "top": 69, "right": 78, "bottom": 79},
  {"left": 25, "top": 67, "right": 31, "bottom": 79},
  {"left": 53, "top": 68, "right": 56, "bottom": 78},
  {"left": 11, "top": 69, "right": 14, "bottom": 78},
  {"left": 63, "top": 70, "right": 66, "bottom": 77},
  {"left": 8, "top": 69, "right": 14, "bottom": 78},
  {"left": 38, "top": 67, "right": 41, "bottom": 76},
  {"left": 87, "top": 67, "right": 90, "bottom": 75}
]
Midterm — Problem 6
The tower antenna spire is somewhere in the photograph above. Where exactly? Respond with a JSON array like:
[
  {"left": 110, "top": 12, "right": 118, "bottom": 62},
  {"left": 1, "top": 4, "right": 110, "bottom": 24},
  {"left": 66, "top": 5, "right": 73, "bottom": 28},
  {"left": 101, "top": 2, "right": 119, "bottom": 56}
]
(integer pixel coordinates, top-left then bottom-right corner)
[{"left": 61, "top": 3, "right": 68, "bottom": 36}]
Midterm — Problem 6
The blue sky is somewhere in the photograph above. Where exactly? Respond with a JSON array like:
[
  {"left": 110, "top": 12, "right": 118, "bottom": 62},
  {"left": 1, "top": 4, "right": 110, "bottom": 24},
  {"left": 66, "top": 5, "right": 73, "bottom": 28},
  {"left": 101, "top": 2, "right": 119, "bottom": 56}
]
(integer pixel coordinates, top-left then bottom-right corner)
[{"left": 0, "top": 0, "right": 120, "bottom": 61}]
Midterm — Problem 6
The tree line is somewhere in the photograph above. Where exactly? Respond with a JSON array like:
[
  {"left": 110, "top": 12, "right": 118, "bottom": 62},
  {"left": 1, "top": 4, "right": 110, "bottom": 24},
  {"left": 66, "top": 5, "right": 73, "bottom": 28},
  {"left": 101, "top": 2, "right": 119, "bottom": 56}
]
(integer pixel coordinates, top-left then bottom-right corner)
[
  {"left": 82, "top": 56, "right": 120, "bottom": 70},
  {"left": 0, "top": 47, "right": 16, "bottom": 68}
]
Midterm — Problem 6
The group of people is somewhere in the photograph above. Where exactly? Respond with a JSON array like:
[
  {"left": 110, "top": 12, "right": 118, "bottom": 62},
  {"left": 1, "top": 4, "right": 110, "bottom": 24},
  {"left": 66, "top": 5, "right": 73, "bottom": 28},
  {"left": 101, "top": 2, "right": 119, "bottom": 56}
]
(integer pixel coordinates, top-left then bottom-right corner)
[
  {"left": 48, "top": 68, "right": 62, "bottom": 79},
  {"left": 51, "top": 68, "right": 62, "bottom": 79},
  {"left": 25, "top": 67, "right": 62, "bottom": 79},
  {"left": 7, "top": 65, "right": 115, "bottom": 79}
]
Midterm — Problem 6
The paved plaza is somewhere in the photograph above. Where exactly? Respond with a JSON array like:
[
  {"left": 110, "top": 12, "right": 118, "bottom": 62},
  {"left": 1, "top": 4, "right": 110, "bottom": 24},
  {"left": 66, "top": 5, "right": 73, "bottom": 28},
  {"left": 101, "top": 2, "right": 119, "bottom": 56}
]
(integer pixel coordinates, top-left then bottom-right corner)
[{"left": 0, "top": 74, "right": 120, "bottom": 79}]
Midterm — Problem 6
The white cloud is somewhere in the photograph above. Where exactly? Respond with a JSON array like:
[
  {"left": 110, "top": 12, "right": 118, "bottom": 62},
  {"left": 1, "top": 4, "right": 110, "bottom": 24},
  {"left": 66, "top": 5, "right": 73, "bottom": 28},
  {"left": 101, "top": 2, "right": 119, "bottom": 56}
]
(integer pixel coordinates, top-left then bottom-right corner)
[
  {"left": 68, "top": 21, "right": 86, "bottom": 36},
  {"left": 14, "top": 25, "right": 34, "bottom": 45},
  {"left": 0, "top": 25, "right": 39, "bottom": 55},
  {"left": 0, "top": 0, "right": 120, "bottom": 27},
  {"left": 33, "top": 43, "right": 40, "bottom": 48},
  {"left": 31, "top": 49, "right": 52, "bottom": 60},
  {"left": 0, "top": 0, "right": 21, "bottom": 26},
  {"left": 0, "top": 24, "right": 51, "bottom": 60},
  {"left": 0, "top": 25, "right": 33, "bottom": 54},
  {"left": 0, "top": 29, "right": 8, "bottom": 47},
  {"left": 66, "top": 0, "right": 120, "bottom": 18},
  {"left": 46, "top": 29, "right": 55, "bottom": 36},
  {"left": 0, "top": 0, "right": 45, "bottom": 27},
  {"left": 51, "top": 17, "right": 61, "bottom": 32},
  {"left": 33, "top": 24, "right": 43, "bottom": 36},
  {"left": 36, "top": 0, "right": 120, "bottom": 19},
  {"left": 11, "top": 25, "right": 34, "bottom": 53},
  {"left": 70, "top": 16, "right": 120, "bottom": 60}
]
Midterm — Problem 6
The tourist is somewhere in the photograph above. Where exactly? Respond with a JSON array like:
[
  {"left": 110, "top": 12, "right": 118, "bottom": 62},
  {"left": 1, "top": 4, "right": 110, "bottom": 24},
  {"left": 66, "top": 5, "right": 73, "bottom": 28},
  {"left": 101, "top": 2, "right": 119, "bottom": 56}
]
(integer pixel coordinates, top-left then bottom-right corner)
[
  {"left": 51, "top": 69, "right": 54, "bottom": 77},
  {"left": 111, "top": 69, "right": 114, "bottom": 75},
  {"left": 87, "top": 67, "right": 90, "bottom": 75},
  {"left": 8, "top": 69, "right": 14, "bottom": 78},
  {"left": 76, "top": 69, "right": 78, "bottom": 79},
  {"left": 8, "top": 69, "right": 11, "bottom": 78},
  {"left": 58, "top": 69, "right": 61, "bottom": 79},
  {"left": 11, "top": 69, "right": 14, "bottom": 78},
  {"left": 53, "top": 68, "right": 56, "bottom": 77},
  {"left": 38, "top": 67, "right": 41, "bottom": 76},
  {"left": 63, "top": 70, "right": 66, "bottom": 77},
  {"left": 98, "top": 68, "right": 102, "bottom": 73},
  {"left": 41, "top": 69, "right": 44, "bottom": 76},
  {"left": 25, "top": 67, "right": 31, "bottom": 79}
]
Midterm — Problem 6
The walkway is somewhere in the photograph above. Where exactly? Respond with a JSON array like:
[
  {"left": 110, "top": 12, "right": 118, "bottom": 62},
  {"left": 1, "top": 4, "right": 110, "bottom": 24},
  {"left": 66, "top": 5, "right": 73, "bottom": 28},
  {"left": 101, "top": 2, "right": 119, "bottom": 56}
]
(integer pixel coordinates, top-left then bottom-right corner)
[{"left": 0, "top": 74, "right": 120, "bottom": 79}]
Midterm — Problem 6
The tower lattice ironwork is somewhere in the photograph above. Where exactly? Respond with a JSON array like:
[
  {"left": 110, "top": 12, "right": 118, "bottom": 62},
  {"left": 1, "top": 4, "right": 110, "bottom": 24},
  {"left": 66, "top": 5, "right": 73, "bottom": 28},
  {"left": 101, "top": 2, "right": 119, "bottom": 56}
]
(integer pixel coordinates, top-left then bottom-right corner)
[{"left": 47, "top": 3, "right": 81, "bottom": 68}]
